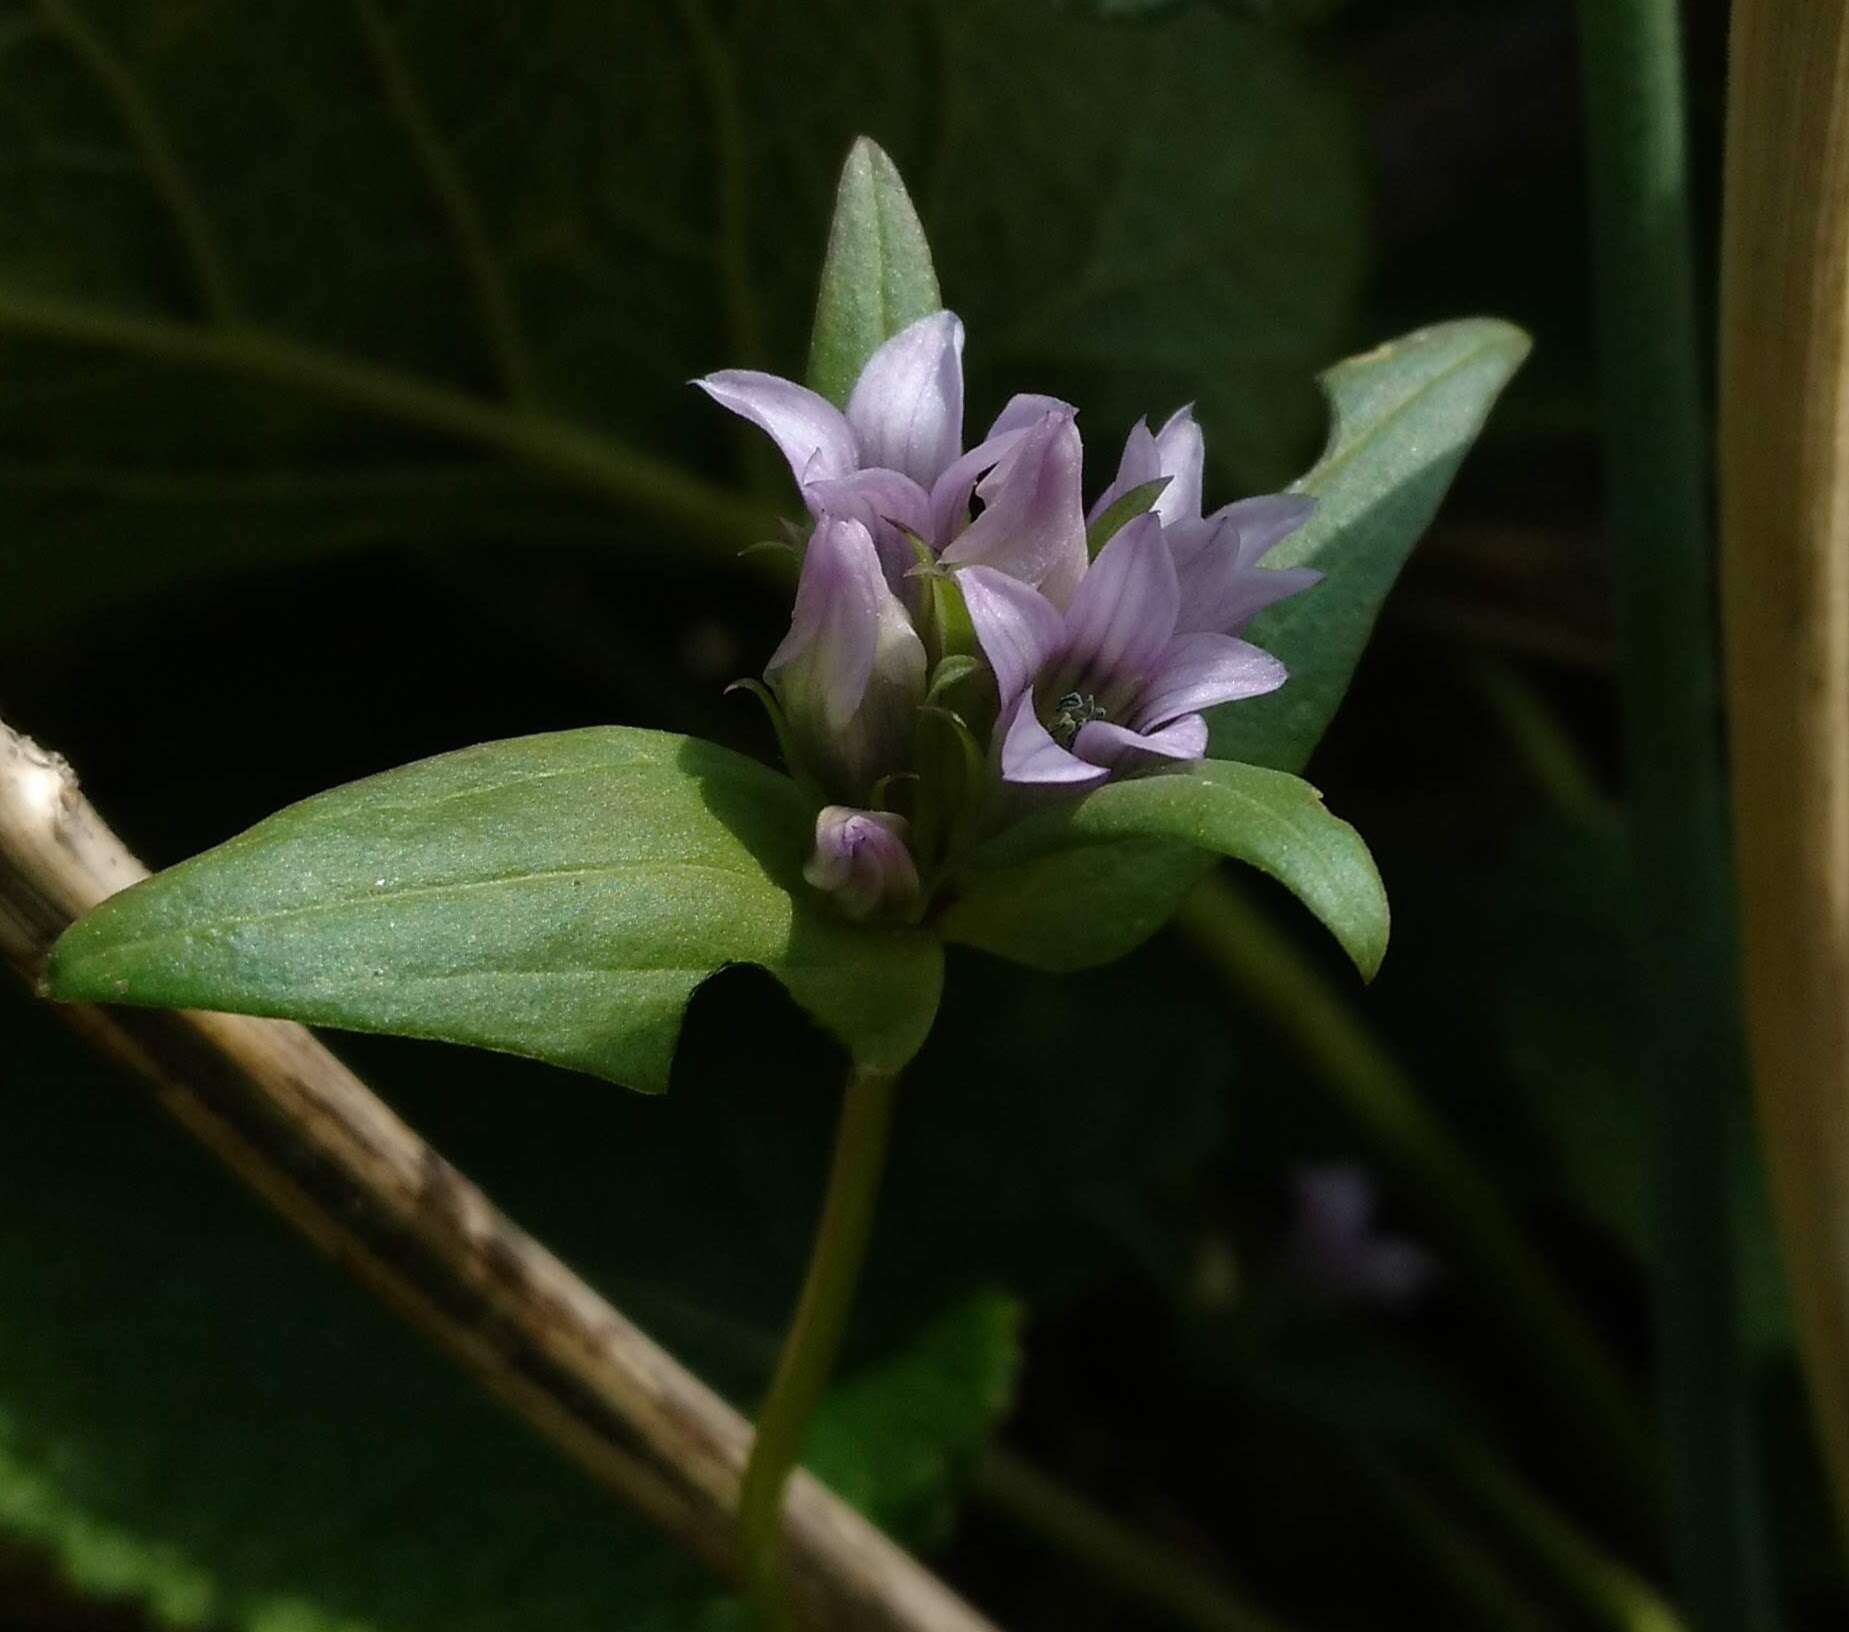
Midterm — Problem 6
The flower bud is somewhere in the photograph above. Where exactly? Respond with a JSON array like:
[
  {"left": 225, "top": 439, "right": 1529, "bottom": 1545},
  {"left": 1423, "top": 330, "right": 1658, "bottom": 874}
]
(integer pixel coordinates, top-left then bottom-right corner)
[
  {"left": 803, "top": 806, "right": 921, "bottom": 921},
  {"left": 765, "top": 515, "right": 927, "bottom": 800}
]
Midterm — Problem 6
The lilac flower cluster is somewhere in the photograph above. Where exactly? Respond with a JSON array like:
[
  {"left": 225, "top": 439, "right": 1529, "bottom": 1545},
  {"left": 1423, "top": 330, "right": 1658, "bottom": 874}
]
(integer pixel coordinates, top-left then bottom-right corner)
[{"left": 698, "top": 312, "right": 1319, "bottom": 920}]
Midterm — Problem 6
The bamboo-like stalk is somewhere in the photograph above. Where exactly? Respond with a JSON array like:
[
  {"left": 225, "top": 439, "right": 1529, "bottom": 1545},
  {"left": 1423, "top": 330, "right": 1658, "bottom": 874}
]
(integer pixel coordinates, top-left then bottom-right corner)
[
  {"left": 0, "top": 717, "right": 1000, "bottom": 1632},
  {"left": 1719, "top": 0, "right": 1849, "bottom": 1551}
]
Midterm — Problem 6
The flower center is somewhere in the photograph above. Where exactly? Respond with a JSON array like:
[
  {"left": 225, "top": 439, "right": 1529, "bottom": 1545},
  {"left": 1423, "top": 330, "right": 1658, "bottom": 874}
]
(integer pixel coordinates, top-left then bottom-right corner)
[{"left": 1047, "top": 690, "right": 1110, "bottom": 748}]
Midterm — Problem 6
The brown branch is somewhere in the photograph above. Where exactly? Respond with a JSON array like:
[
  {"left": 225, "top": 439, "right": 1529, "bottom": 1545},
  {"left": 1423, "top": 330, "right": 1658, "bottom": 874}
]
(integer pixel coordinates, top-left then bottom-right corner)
[{"left": 0, "top": 715, "right": 1001, "bottom": 1632}]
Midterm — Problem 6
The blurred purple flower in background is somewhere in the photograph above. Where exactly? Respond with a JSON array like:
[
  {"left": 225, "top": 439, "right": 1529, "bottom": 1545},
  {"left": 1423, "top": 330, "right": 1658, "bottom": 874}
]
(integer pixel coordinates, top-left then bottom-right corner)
[{"left": 1287, "top": 1165, "right": 1438, "bottom": 1308}]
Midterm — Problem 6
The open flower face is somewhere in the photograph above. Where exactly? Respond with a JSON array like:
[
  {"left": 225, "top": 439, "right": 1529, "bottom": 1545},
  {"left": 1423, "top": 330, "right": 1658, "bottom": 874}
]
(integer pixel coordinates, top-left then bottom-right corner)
[
  {"left": 959, "top": 514, "right": 1289, "bottom": 788},
  {"left": 696, "top": 312, "right": 1087, "bottom": 604}
]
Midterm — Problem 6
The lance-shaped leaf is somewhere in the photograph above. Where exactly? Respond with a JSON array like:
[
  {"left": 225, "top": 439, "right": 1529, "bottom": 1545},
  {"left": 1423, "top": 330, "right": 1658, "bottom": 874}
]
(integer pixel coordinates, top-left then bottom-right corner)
[
  {"left": 805, "top": 137, "right": 943, "bottom": 409},
  {"left": 940, "top": 760, "right": 1387, "bottom": 976},
  {"left": 45, "top": 729, "right": 943, "bottom": 1089},
  {"left": 1209, "top": 318, "right": 1532, "bottom": 771}
]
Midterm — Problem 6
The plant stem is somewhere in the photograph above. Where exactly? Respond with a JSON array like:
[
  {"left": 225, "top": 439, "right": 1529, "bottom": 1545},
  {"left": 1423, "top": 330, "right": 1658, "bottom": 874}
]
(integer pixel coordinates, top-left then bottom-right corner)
[
  {"left": 973, "top": 1449, "right": 1295, "bottom": 1632},
  {"left": 738, "top": 1062, "right": 901, "bottom": 1631},
  {"left": 0, "top": 287, "right": 779, "bottom": 559},
  {"left": 1719, "top": 0, "right": 1849, "bottom": 1563},
  {"left": 1441, "top": 1440, "right": 1685, "bottom": 1632},
  {"left": 0, "top": 717, "right": 997, "bottom": 1632},
  {"left": 1173, "top": 874, "right": 1655, "bottom": 1517},
  {"left": 1574, "top": 2, "right": 1770, "bottom": 1624}
]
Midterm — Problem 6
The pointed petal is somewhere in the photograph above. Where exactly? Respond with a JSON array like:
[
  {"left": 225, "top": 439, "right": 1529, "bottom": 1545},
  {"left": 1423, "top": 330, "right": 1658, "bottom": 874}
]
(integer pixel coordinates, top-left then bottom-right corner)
[
  {"left": 1071, "top": 713, "right": 1208, "bottom": 771},
  {"left": 1149, "top": 405, "right": 1205, "bottom": 526},
  {"left": 928, "top": 392, "right": 1077, "bottom": 544},
  {"left": 1175, "top": 561, "right": 1324, "bottom": 635},
  {"left": 1132, "top": 631, "right": 1288, "bottom": 728},
  {"left": 1211, "top": 492, "right": 1318, "bottom": 568},
  {"left": 765, "top": 515, "right": 881, "bottom": 730},
  {"left": 1000, "top": 692, "right": 1109, "bottom": 786},
  {"left": 1086, "top": 417, "right": 1160, "bottom": 525},
  {"left": 1171, "top": 495, "right": 1321, "bottom": 633},
  {"left": 844, "top": 311, "right": 966, "bottom": 489},
  {"left": 802, "top": 469, "right": 933, "bottom": 585},
  {"left": 694, "top": 371, "right": 857, "bottom": 484},
  {"left": 802, "top": 469, "right": 932, "bottom": 537},
  {"left": 957, "top": 564, "right": 1066, "bottom": 704},
  {"left": 1062, "top": 512, "right": 1179, "bottom": 697},
  {"left": 940, "top": 410, "right": 1088, "bottom": 602}
]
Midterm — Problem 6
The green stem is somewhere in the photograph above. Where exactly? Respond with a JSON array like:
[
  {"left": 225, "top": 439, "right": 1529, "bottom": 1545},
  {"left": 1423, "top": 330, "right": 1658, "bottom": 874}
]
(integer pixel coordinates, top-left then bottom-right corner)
[
  {"left": 352, "top": 0, "right": 537, "bottom": 405},
  {"left": 1441, "top": 1441, "right": 1686, "bottom": 1632},
  {"left": 737, "top": 1062, "right": 900, "bottom": 1631},
  {"left": 1355, "top": 1452, "right": 1557, "bottom": 1632},
  {"left": 0, "top": 288, "right": 779, "bottom": 558},
  {"left": 973, "top": 1449, "right": 1296, "bottom": 1632},
  {"left": 33, "top": 0, "right": 239, "bottom": 324},
  {"left": 1173, "top": 874, "right": 1655, "bottom": 1516},
  {"left": 1574, "top": 3, "right": 1771, "bottom": 1625}
]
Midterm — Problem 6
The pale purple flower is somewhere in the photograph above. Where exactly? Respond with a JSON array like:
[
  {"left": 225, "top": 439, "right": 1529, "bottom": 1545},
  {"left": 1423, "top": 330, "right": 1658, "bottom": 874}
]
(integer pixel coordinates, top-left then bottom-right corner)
[
  {"left": 958, "top": 513, "right": 1287, "bottom": 788},
  {"left": 765, "top": 514, "right": 926, "bottom": 801},
  {"left": 1091, "top": 406, "right": 1322, "bottom": 632},
  {"left": 1287, "top": 1165, "right": 1438, "bottom": 1307},
  {"left": 804, "top": 806, "right": 921, "bottom": 921},
  {"left": 696, "top": 311, "right": 1087, "bottom": 604}
]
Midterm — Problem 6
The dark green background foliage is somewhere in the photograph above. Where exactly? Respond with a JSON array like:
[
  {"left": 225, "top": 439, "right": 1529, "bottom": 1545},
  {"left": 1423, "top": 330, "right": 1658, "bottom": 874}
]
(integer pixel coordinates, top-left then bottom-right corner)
[{"left": 5, "top": 1, "right": 1841, "bottom": 1631}]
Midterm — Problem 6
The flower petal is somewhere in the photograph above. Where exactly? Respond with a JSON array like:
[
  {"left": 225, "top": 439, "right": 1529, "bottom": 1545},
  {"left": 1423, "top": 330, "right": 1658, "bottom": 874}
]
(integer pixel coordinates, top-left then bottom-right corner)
[
  {"left": 1211, "top": 492, "right": 1318, "bottom": 567},
  {"left": 1171, "top": 495, "right": 1320, "bottom": 632},
  {"left": 844, "top": 311, "right": 966, "bottom": 490},
  {"left": 1071, "top": 713, "right": 1208, "bottom": 771},
  {"left": 1132, "top": 631, "right": 1288, "bottom": 728},
  {"left": 957, "top": 564, "right": 1066, "bottom": 704},
  {"left": 1061, "top": 512, "right": 1179, "bottom": 698},
  {"left": 693, "top": 371, "right": 857, "bottom": 485},
  {"left": 928, "top": 391, "right": 1076, "bottom": 545},
  {"left": 804, "top": 806, "right": 921, "bottom": 921},
  {"left": 1000, "top": 692, "right": 1110, "bottom": 786},
  {"left": 940, "top": 410, "right": 1088, "bottom": 602},
  {"left": 1149, "top": 405, "right": 1205, "bottom": 527},
  {"left": 765, "top": 514, "right": 881, "bottom": 731},
  {"left": 802, "top": 469, "right": 933, "bottom": 587},
  {"left": 1086, "top": 416, "right": 1160, "bottom": 525},
  {"left": 1174, "top": 558, "right": 1323, "bottom": 635}
]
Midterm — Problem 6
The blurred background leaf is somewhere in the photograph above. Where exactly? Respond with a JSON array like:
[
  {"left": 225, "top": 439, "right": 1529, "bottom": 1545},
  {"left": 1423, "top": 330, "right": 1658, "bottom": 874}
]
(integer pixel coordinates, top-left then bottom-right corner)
[{"left": 0, "top": 0, "right": 1363, "bottom": 643}]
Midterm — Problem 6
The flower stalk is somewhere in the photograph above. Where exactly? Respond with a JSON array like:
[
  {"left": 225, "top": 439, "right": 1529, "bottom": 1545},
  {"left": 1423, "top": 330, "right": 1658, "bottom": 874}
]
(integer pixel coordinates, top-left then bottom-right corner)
[
  {"left": 1719, "top": 0, "right": 1849, "bottom": 1559},
  {"left": 737, "top": 1062, "right": 902, "bottom": 1630}
]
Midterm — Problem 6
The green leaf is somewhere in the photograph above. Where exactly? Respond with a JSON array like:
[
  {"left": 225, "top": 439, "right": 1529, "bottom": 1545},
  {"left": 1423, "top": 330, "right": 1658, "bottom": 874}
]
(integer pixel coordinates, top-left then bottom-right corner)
[
  {"left": 805, "top": 1291, "right": 1020, "bottom": 1547},
  {"left": 1085, "top": 476, "right": 1171, "bottom": 557},
  {"left": 941, "top": 760, "right": 1387, "bottom": 977},
  {"left": 0, "top": 1000, "right": 1017, "bottom": 1632},
  {"left": 0, "top": 0, "right": 1363, "bottom": 644},
  {"left": 1209, "top": 319, "right": 1532, "bottom": 772},
  {"left": 46, "top": 728, "right": 942, "bottom": 1090},
  {"left": 805, "top": 137, "right": 942, "bottom": 408}
]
